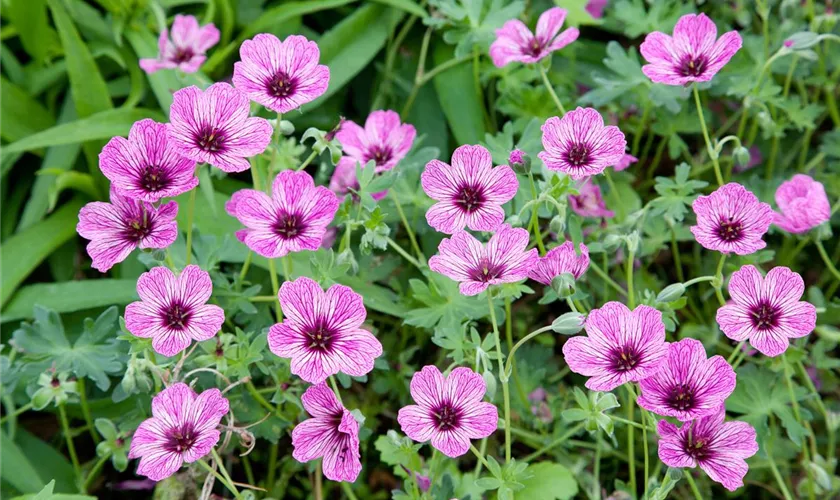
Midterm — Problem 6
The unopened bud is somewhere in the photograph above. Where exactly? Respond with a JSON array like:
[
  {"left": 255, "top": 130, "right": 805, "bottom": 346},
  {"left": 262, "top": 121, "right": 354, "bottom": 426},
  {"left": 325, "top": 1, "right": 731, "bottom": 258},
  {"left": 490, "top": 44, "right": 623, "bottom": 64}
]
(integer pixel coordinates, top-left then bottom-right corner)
[
  {"left": 549, "top": 215, "right": 565, "bottom": 235},
  {"left": 324, "top": 116, "right": 345, "bottom": 142},
  {"left": 733, "top": 146, "right": 751, "bottom": 167},
  {"left": 550, "top": 273, "right": 576, "bottom": 298},
  {"left": 509, "top": 149, "right": 531, "bottom": 174},
  {"left": 656, "top": 283, "right": 686, "bottom": 303},
  {"left": 278, "top": 120, "right": 295, "bottom": 136},
  {"left": 552, "top": 312, "right": 586, "bottom": 334}
]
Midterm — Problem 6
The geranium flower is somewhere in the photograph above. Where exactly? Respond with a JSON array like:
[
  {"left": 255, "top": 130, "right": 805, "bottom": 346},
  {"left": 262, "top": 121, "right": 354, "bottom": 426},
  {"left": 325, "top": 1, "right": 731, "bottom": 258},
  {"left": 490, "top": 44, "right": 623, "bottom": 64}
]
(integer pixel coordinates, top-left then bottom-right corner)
[
  {"left": 128, "top": 383, "right": 229, "bottom": 481},
  {"left": 539, "top": 107, "right": 627, "bottom": 179},
  {"left": 640, "top": 13, "right": 742, "bottom": 86},
  {"left": 397, "top": 366, "right": 498, "bottom": 458},
  {"left": 329, "top": 157, "right": 388, "bottom": 202},
  {"left": 292, "top": 383, "right": 362, "bottom": 482},
  {"left": 637, "top": 338, "right": 735, "bottom": 422},
  {"left": 585, "top": 0, "right": 608, "bottom": 19},
  {"left": 335, "top": 110, "right": 416, "bottom": 173},
  {"left": 690, "top": 183, "right": 773, "bottom": 255},
  {"left": 716, "top": 265, "right": 816, "bottom": 357},
  {"left": 528, "top": 241, "right": 590, "bottom": 285},
  {"left": 489, "top": 7, "right": 579, "bottom": 67},
  {"left": 232, "top": 34, "right": 329, "bottom": 113},
  {"left": 125, "top": 265, "right": 225, "bottom": 357},
  {"left": 169, "top": 82, "right": 273, "bottom": 173},
  {"left": 429, "top": 224, "right": 538, "bottom": 296},
  {"left": 613, "top": 153, "right": 638, "bottom": 172},
  {"left": 773, "top": 174, "right": 831, "bottom": 234},
  {"left": 100, "top": 119, "right": 198, "bottom": 203},
  {"left": 267, "top": 277, "right": 382, "bottom": 384},
  {"left": 657, "top": 406, "right": 758, "bottom": 491},
  {"left": 226, "top": 170, "right": 339, "bottom": 258},
  {"left": 139, "top": 15, "right": 219, "bottom": 74},
  {"left": 569, "top": 181, "right": 614, "bottom": 218},
  {"left": 77, "top": 188, "right": 178, "bottom": 272},
  {"left": 421, "top": 144, "right": 518, "bottom": 234},
  {"left": 562, "top": 302, "right": 668, "bottom": 392}
]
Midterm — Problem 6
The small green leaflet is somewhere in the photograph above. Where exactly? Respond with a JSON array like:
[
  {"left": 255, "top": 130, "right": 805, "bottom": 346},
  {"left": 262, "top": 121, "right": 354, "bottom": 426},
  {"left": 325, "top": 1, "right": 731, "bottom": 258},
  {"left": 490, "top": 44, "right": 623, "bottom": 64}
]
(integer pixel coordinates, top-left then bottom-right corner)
[{"left": 648, "top": 163, "right": 708, "bottom": 222}]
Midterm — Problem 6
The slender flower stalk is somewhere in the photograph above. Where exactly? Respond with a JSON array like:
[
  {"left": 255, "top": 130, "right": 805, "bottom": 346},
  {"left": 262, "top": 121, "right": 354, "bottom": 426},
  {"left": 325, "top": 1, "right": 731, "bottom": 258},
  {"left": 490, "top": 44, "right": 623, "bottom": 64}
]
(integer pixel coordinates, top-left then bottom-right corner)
[
  {"left": 527, "top": 172, "right": 546, "bottom": 254},
  {"left": 538, "top": 64, "right": 565, "bottom": 115},
  {"left": 693, "top": 85, "right": 724, "bottom": 186},
  {"left": 487, "top": 293, "right": 511, "bottom": 462}
]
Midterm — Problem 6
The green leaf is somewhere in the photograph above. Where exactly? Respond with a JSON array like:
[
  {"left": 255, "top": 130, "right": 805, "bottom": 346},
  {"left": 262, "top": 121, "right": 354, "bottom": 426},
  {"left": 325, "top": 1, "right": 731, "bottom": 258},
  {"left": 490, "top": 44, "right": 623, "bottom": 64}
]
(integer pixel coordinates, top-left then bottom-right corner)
[
  {"left": 648, "top": 163, "right": 708, "bottom": 222},
  {"left": 2, "top": 280, "right": 138, "bottom": 323},
  {"left": 0, "top": 431, "right": 44, "bottom": 493},
  {"left": 0, "top": 77, "right": 55, "bottom": 143},
  {"left": 405, "top": 272, "right": 488, "bottom": 331},
  {"left": 0, "top": 199, "right": 84, "bottom": 307},
  {"left": 517, "top": 462, "right": 578, "bottom": 500},
  {"left": 4, "top": 0, "right": 58, "bottom": 63},
  {"left": 432, "top": 43, "right": 484, "bottom": 145},
  {"left": 370, "top": 0, "right": 426, "bottom": 17},
  {"left": 374, "top": 430, "right": 423, "bottom": 468}
]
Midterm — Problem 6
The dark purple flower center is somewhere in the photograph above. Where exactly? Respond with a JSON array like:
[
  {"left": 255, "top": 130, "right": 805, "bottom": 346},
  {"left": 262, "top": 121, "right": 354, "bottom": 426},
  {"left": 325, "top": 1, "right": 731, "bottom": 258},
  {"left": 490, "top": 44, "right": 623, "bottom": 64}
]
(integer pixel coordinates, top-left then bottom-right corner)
[
  {"left": 123, "top": 213, "right": 152, "bottom": 242},
  {"left": 678, "top": 55, "right": 708, "bottom": 78},
  {"left": 163, "top": 423, "right": 198, "bottom": 454},
  {"left": 163, "top": 302, "right": 191, "bottom": 330},
  {"left": 683, "top": 425, "right": 712, "bottom": 461},
  {"left": 196, "top": 126, "right": 225, "bottom": 153},
  {"left": 716, "top": 217, "right": 743, "bottom": 242},
  {"left": 140, "top": 165, "right": 170, "bottom": 192},
  {"left": 267, "top": 71, "right": 297, "bottom": 98},
  {"left": 305, "top": 320, "right": 336, "bottom": 353},
  {"left": 525, "top": 37, "right": 546, "bottom": 57},
  {"left": 749, "top": 301, "right": 780, "bottom": 331},
  {"left": 453, "top": 184, "right": 485, "bottom": 213},
  {"left": 468, "top": 258, "right": 505, "bottom": 283},
  {"left": 609, "top": 346, "right": 640, "bottom": 372},
  {"left": 667, "top": 383, "right": 695, "bottom": 411},
  {"left": 172, "top": 47, "right": 195, "bottom": 64},
  {"left": 364, "top": 146, "right": 393, "bottom": 168},
  {"left": 273, "top": 212, "right": 306, "bottom": 240},
  {"left": 431, "top": 402, "right": 461, "bottom": 431},
  {"left": 566, "top": 143, "right": 591, "bottom": 167}
]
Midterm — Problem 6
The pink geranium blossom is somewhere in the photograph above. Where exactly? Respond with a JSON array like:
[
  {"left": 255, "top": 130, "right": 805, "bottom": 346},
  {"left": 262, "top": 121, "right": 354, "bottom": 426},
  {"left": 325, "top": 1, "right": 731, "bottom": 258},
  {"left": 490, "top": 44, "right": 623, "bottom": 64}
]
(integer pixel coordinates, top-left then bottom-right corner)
[
  {"left": 268, "top": 277, "right": 382, "bottom": 384},
  {"left": 169, "top": 83, "right": 273, "bottom": 173},
  {"left": 421, "top": 144, "right": 518, "bottom": 234},
  {"left": 640, "top": 13, "right": 742, "bottom": 86},
  {"left": 489, "top": 8, "right": 579, "bottom": 67},
  {"left": 77, "top": 189, "right": 178, "bottom": 272},
  {"left": 539, "top": 107, "right": 627, "bottom": 179},
  {"left": 429, "top": 224, "right": 538, "bottom": 296},
  {"left": 613, "top": 153, "right": 638, "bottom": 172},
  {"left": 528, "top": 241, "right": 590, "bottom": 285},
  {"left": 100, "top": 119, "right": 198, "bottom": 202},
  {"left": 657, "top": 406, "right": 758, "bottom": 491},
  {"left": 125, "top": 265, "right": 225, "bottom": 357},
  {"left": 637, "top": 338, "right": 736, "bottom": 422},
  {"left": 226, "top": 171, "right": 339, "bottom": 258},
  {"left": 690, "top": 183, "right": 773, "bottom": 255},
  {"left": 585, "top": 0, "right": 608, "bottom": 18},
  {"left": 716, "top": 265, "right": 816, "bottom": 357},
  {"left": 562, "top": 302, "right": 668, "bottom": 392},
  {"left": 570, "top": 181, "right": 615, "bottom": 218},
  {"left": 773, "top": 174, "right": 831, "bottom": 234},
  {"left": 233, "top": 34, "right": 329, "bottom": 113},
  {"left": 335, "top": 110, "right": 416, "bottom": 173},
  {"left": 292, "top": 383, "right": 362, "bottom": 482},
  {"left": 397, "top": 366, "right": 498, "bottom": 458},
  {"left": 128, "top": 383, "right": 229, "bottom": 481},
  {"left": 139, "top": 15, "right": 219, "bottom": 74},
  {"left": 329, "top": 156, "right": 388, "bottom": 202}
]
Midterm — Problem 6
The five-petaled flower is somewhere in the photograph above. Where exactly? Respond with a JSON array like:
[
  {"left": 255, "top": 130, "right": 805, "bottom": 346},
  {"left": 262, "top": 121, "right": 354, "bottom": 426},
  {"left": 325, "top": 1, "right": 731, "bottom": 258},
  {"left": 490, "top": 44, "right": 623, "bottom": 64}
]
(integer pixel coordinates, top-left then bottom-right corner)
[
  {"left": 128, "top": 383, "right": 229, "bottom": 481},
  {"left": 267, "top": 277, "right": 382, "bottom": 384},
  {"left": 125, "top": 265, "right": 225, "bottom": 357},
  {"left": 569, "top": 180, "right": 615, "bottom": 219},
  {"left": 397, "top": 365, "right": 498, "bottom": 458},
  {"left": 539, "top": 107, "right": 627, "bottom": 179},
  {"left": 139, "top": 15, "right": 219, "bottom": 74},
  {"left": 233, "top": 34, "right": 330, "bottom": 114},
  {"left": 490, "top": 7, "right": 579, "bottom": 67},
  {"left": 716, "top": 265, "right": 816, "bottom": 357},
  {"left": 640, "top": 13, "right": 742, "bottom": 86},
  {"left": 100, "top": 119, "right": 198, "bottom": 203},
  {"left": 168, "top": 82, "right": 273, "bottom": 173},
  {"left": 226, "top": 170, "right": 339, "bottom": 258},
  {"left": 773, "top": 174, "right": 831, "bottom": 234},
  {"left": 657, "top": 406, "right": 758, "bottom": 491},
  {"left": 292, "top": 383, "right": 362, "bottom": 482},
  {"left": 429, "top": 224, "right": 538, "bottom": 296},
  {"left": 528, "top": 241, "right": 590, "bottom": 286},
  {"left": 335, "top": 110, "right": 416, "bottom": 174},
  {"left": 690, "top": 183, "right": 773, "bottom": 255},
  {"left": 637, "top": 338, "right": 736, "bottom": 422},
  {"left": 77, "top": 188, "right": 178, "bottom": 273},
  {"left": 421, "top": 144, "right": 518, "bottom": 234},
  {"left": 562, "top": 302, "right": 668, "bottom": 392}
]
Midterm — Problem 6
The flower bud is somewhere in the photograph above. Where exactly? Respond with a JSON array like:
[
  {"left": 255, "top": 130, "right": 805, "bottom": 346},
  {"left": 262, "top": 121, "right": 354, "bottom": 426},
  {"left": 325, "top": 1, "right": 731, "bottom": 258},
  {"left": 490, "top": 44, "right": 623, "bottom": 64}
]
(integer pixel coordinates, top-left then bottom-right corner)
[
  {"left": 733, "top": 146, "right": 751, "bottom": 167},
  {"left": 509, "top": 149, "right": 531, "bottom": 174},
  {"left": 550, "top": 273, "right": 576, "bottom": 298},
  {"left": 551, "top": 312, "right": 586, "bottom": 334},
  {"left": 278, "top": 120, "right": 295, "bottom": 136},
  {"left": 656, "top": 283, "right": 686, "bottom": 303},
  {"left": 549, "top": 215, "right": 565, "bottom": 235}
]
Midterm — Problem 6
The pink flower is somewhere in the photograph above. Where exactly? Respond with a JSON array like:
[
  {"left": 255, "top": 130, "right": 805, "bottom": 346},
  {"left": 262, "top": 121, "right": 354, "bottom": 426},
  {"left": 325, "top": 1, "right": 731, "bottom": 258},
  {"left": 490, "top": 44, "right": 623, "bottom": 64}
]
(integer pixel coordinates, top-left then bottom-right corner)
[
  {"left": 569, "top": 181, "right": 614, "bottom": 218},
  {"left": 509, "top": 149, "right": 526, "bottom": 166},
  {"left": 528, "top": 241, "right": 590, "bottom": 285},
  {"left": 226, "top": 171, "right": 339, "bottom": 258},
  {"left": 292, "top": 383, "right": 361, "bottom": 482},
  {"left": 125, "top": 265, "right": 225, "bottom": 357},
  {"left": 397, "top": 366, "right": 498, "bottom": 458},
  {"left": 421, "top": 144, "right": 518, "bottom": 234},
  {"left": 329, "top": 157, "right": 388, "bottom": 202},
  {"left": 640, "top": 13, "right": 742, "bottom": 86},
  {"left": 585, "top": 0, "right": 608, "bottom": 18},
  {"left": 139, "top": 15, "right": 219, "bottom": 74},
  {"left": 562, "top": 302, "right": 668, "bottom": 392},
  {"left": 690, "top": 183, "right": 773, "bottom": 255},
  {"left": 232, "top": 34, "right": 329, "bottom": 114},
  {"left": 335, "top": 110, "right": 416, "bottom": 173},
  {"left": 100, "top": 119, "right": 198, "bottom": 203},
  {"left": 77, "top": 188, "right": 178, "bottom": 273},
  {"left": 637, "top": 338, "right": 735, "bottom": 422},
  {"left": 168, "top": 83, "right": 273, "bottom": 173},
  {"left": 716, "top": 265, "right": 816, "bottom": 357},
  {"left": 429, "top": 224, "right": 538, "bottom": 296},
  {"left": 489, "top": 8, "right": 579, "bottom": 67},
  {"left": 613, "top": 153, "right": 638, "bottom": 172},
  {"left": 773, "top": 174, "right": 831, "bottom": 234},
  {"left": 657, "top": 406, "right": 758, "bottom": 491},
  {"left": 539, "top": 107, "right": 627, "bottom": 179},
  {"left": 128, "top": 383, "right": 229, "bottom": 481},
  {"left": 267, "top": 277, "right": 382, "bottom": 384}
]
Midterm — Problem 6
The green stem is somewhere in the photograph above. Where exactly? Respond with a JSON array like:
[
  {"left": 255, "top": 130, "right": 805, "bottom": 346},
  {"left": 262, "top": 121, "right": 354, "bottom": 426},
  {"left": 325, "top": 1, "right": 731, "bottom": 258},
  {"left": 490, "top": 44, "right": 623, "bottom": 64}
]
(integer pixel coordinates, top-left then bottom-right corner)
[
  {"left": 814, "top": 238, "right": 840, "bottom": 282},
  {"left": 246, "top": 381, "right": 275, "bottom": 413},
  {"left": 210, "top": 449, "right": 241, "bottom": 499},
  {"left": 626, "top": 246, "right": 636, "bottom": 309},
  {"left": 341, "top": 481, "right": 359, "bottom": 500},
  {"left": 315, "top": 464, "right": 323, "bottom": 500},
  {"left": 625, "top": 387, "right": 636, "bottom": 495},
  {"left": 610, "top": 414, "right": 653, "bottom": 431},
  {"left": 633, "top": 104, "right": 650, "bottom": 156},
  {"left": 683, "top": 275, "right": 716, "bottom": 287},
  {"left": 505, "top": 298, "right": 530, "bottom": 409},
  {"left": 282, "top": 254, "right": 293, "bottom": 281},
  {"left": 82, "top": 453, "right": 110, "bottom": 492},
  {"left": 58, "top": 403, "right": 82, "bottom": 487},
  {"left": 766, "top": 441, "right": 795, "bottom": 500},
  {"left": 504, "top": 326, "right": 554, "bottom": 377},
  {"left": 185, "top": 187, "right": 197, "bottom": 265},
  {"left": 640, "top": 406, "right": 650, "bottom": 499},
  {"left": 237, "top": 252, "right": 253, "bottom": 289},
  {"left": 268, "top": 259, "right": 283, "bottom": 322},
  {"left": 692, "top": 85, "right": 724, "bottom": 186},
  {"left": 297, "top": 150, "right": 318, "bottom": 171},
  {"left": 266, "top": 442, "right": 278, "bottom": 490},
  {"left": 565, "top": 297, "right": 577, "bottom": 313},
  {"left": 730, "top": 347, "right": 748, "bottom": 372},
  {"left": 197, "top": 456, "right": 241, "bottom": 499},
  {"left": 589, "top": 260, "right": 627, "bottom": 297},
  {"left": 795, "top": 360, "right": 835, "bottom": 463},
  {"left": 713, "top": 254, "right": 727, "bottom": 306},
  {"left": 726, "top": 340, "right": 746, "bottom": 365},
  {"left": 389, "top": 190, "right": 425, "bottom": 264},
  {"left": 684, "top": 472, "right": 703, "bottom": 500},
  {"left": 386, "top": 237, "right": 422, "bottom": 269},
  {"left": 329, "top": 376, "right": 344, "bottom": 405},
  {"left": 603, "top": 169, "right": 625, "bottom": 220},
  {"left": 0, "top": 402, "right": 32, "bottom": 424},
  {"left": 782, "top": 354, "right": 816, "bottom": 500},
  {"left": 670, "top": 224, "right": 685, "bottom": 282},
  {"left": 522, "top": 422, "right": 585, "bottom": 462},
  {"left": 474, "top": 438, "right": 488, "bottom": 475},
  {"left": 537, "top": 64, "right": 566, "bottom": 115},
  {"left": 593, "top": 434, "right": 602, "bottom": 500},
  {"left": 527, "top": 173, "right": 546, "bottom": 255},
  {"left": 470, "top": 444, "right": 492, "bottom": 471},
  {"left": 486, "top": 293, "right": 511, "bottom": 462},
  {"left": 165, "top": 249, "right": 177, "bottom": 271},
  {"left": 76, "top": 379, "right": 99, "bottom": 444}
]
